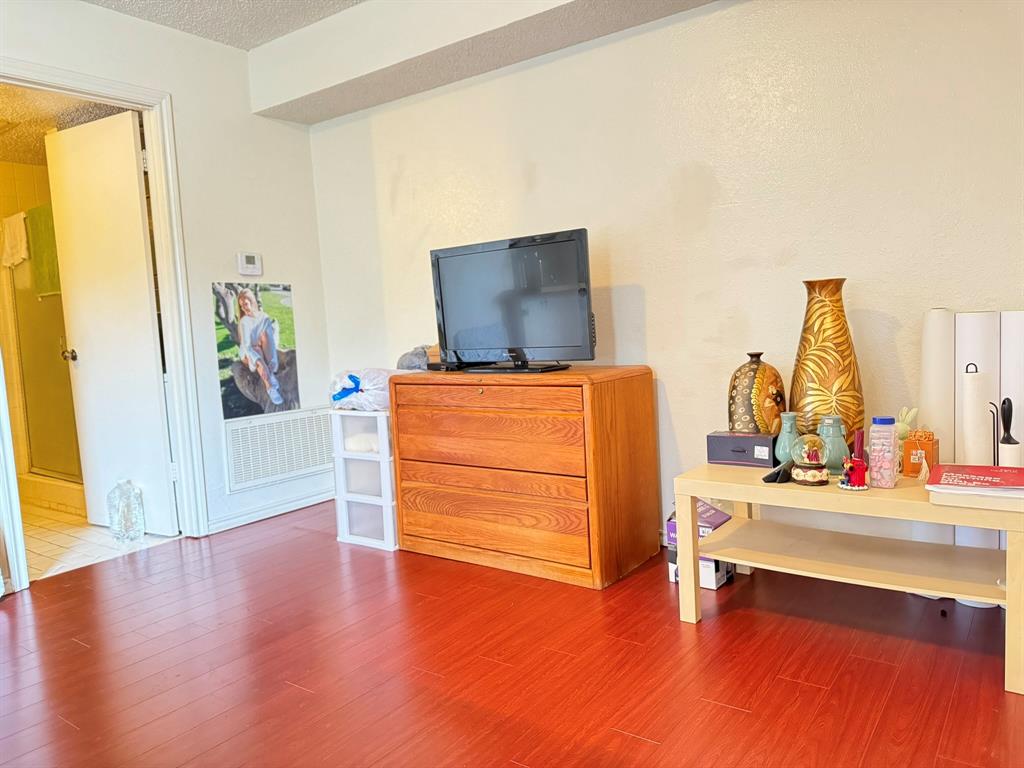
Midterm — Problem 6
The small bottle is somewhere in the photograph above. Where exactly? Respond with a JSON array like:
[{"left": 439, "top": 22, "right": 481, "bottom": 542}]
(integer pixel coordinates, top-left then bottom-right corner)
[{"left": 868, "top": 417, "right": 898, "bottom": 489}]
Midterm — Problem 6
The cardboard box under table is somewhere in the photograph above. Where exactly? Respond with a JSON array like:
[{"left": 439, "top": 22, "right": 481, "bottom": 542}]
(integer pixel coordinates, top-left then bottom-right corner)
[{"left": 667, "top": 500, "right": 734, "bottom": 589}]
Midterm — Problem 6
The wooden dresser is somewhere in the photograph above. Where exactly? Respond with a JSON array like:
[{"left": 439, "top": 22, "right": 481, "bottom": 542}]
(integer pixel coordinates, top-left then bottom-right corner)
[{"left": 389, "top": 366, "right": 660, "bottom": 588}]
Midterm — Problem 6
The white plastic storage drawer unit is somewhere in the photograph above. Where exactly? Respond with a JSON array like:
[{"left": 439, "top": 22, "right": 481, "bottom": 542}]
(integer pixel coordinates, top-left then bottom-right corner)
[{"left": 330, "top": 410, "right": 397, "bottom": 551}]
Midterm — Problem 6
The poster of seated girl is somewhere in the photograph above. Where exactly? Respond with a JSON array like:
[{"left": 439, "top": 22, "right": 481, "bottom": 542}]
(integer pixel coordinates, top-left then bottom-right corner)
[{"left": 213, "top": 282, "right": 301, "bottom": 418}]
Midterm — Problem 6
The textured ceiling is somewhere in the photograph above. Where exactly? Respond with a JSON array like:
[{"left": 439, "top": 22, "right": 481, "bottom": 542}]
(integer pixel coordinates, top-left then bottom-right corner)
[
  {"left": 0, "top": 84, "right": 126, "bottom": 165},
  {"left": 83, "top": 0, "right": 365, "bottom": 50}
]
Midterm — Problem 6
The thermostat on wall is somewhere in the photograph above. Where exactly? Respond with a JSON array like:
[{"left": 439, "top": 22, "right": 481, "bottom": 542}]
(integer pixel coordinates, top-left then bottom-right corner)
[{"left": 237, "top": 251, "right": 263, "bottom": 277}]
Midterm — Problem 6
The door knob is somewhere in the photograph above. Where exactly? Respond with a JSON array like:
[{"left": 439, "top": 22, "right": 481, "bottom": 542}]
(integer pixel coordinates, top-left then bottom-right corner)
[{"left": 61, "top": 348, "right": 78, "bottom": 362}]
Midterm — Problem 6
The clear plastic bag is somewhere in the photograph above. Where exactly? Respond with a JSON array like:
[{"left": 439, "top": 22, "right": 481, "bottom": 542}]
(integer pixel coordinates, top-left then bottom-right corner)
[{"left": 330, "top": 368, "right": 403, "bottom": 411}]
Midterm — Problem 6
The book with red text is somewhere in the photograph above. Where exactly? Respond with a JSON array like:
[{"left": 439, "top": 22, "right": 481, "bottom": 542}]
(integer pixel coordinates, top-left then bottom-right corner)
[{"left": 925, "top": 464, "right": 1024, "bottom": 497}]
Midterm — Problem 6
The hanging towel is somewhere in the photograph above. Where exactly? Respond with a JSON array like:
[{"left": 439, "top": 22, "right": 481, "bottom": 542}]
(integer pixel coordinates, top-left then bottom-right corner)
[
  {"left": 1, "top": 211, "right": 28, "bottom": 268},
  {"left": 25, "top": 204, "right": 61, "bottom": 297}
]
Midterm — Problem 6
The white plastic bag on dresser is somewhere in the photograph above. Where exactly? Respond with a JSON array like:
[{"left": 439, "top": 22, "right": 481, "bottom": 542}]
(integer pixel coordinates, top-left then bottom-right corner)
[{"left": 330, "top": 368, "right": 404, "bottom": 411}]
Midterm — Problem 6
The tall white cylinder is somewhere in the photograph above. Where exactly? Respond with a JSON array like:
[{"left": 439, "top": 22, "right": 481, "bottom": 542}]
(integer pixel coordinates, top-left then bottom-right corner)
[
  {"left": 955, "top": 524, "right": 1001, "bottom": 607},
  {"left": 955, "top": 311, "right": 1000, "bottom": 462},
  {"left": 954, "top": 349, "right": 1000, "bottom": 608},
  {"left": 912, "top": 309, "right": 958, "bottom": 553},
  {"left": 919, "top": 308, "right": 955, "bottom": 462}
]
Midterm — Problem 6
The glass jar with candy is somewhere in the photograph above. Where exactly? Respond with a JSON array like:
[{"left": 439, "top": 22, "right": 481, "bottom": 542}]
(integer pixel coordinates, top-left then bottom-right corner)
[{"left": 868, "top": 416, "right": 899, "bottom": 489}]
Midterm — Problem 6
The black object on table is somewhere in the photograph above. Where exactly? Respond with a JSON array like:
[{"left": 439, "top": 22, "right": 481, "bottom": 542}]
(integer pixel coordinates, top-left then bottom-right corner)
[{"left": 762, "top": 461, "right": 793, "bottom": 484}]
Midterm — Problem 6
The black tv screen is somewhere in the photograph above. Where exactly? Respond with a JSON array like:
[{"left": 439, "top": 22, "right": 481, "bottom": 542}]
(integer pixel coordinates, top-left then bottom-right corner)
[{"left": 431, "top": 229, "right": 594, "bottom": 366}]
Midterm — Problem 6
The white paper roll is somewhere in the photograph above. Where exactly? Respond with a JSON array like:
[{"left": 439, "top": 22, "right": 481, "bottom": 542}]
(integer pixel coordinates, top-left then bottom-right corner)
[
  {"left": 955, "top": 523, "right": 1001, "bottom": 607},
  {"left": 999, "top": 441, "right": 1023, "bottom": 468},
  {"left": 919, "top": 308, "right": 955, "bottom": 462},
  {"left": 910, "top": 522, "right": 954, "bottom": 545},
  {"left": 960, "top": 368, "right": 996, "bottom": 465},
  {"left": 955, "top": 527, "right": 1001, "bottom": 548},
  {"left": 911, "top": 309, "right": 958, "bottom": 573}
]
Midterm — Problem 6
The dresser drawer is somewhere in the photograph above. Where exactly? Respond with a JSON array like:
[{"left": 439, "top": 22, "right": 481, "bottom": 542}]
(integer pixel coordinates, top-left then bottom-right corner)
[
  {"left": 400, "top": 484, "right": 590, "bottom": 567},
  {"left": 395, "top": 407, "right": 586, "bottom": 476},
  {"left": 395, "top": 384, "right": 582, "bottom": 411},
  {"left": 400, "top": 461, "right": 587, "bottom": 502}
]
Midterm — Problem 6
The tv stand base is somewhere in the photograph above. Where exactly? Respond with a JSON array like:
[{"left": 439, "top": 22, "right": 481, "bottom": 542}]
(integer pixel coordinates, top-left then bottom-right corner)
[{"left": 463, "top": 362, "right": 570, "bottom": 374}]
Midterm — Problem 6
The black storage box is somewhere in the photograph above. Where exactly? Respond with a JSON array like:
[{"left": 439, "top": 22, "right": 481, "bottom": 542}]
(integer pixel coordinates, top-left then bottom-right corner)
[{"left": 706, "top": 431, "right": 779, "bottom": 468}]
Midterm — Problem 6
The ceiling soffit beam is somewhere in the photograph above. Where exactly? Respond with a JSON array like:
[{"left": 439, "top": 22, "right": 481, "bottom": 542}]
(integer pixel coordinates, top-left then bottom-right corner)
[{"left": 251, "top": 0, "right": 714, "bottom": 125}]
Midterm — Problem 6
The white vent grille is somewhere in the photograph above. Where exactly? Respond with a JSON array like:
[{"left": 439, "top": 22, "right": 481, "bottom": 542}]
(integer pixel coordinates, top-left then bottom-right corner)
[{"left": 225, "top": 408, "right": 332, "bottom": 492}]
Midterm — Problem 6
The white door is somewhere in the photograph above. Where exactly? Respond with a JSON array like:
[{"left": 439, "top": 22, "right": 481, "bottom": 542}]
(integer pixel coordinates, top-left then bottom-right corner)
[{"left": 44, "top": 112, "right": 179, "bottom": 536}]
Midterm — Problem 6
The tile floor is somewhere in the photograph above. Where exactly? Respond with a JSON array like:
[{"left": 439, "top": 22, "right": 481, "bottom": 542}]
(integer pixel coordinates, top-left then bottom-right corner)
[{"left": 21, "top": 503, "right": 173, "bottom": 581}]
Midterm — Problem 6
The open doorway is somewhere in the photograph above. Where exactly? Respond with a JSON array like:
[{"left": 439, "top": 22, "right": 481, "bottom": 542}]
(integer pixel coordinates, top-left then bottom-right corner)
[
  {"left": 0, "top": 60, "right": 206, "bottom": 596},
  {"left": 0, "top": 83, "right": 175, "bottom": 580}
]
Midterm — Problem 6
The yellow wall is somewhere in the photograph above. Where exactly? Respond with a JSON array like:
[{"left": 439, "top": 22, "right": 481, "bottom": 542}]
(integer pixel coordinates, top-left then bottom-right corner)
[
  {"left": 0, "top": 162, "right": 49, "bottom": 214},
  {"left": 0, "top": 160, "right": 82, "bottom": 480},
  {"left": 310, "top": 0, "right": 1024, "bottom": 531}
]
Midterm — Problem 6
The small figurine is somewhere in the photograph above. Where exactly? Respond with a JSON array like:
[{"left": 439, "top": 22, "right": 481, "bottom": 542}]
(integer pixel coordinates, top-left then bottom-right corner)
[
  {"left": 839, "top": 455, "right": 869, "bottom": 491},
  {"left": 839, "top": 428, "right": 869, "bottom": 491},
  {"left": 803, "top": 443, "right": 821, "bottom": 465},
  {"left": 896, "top": 407, "right": 918, "bottom": 443}
]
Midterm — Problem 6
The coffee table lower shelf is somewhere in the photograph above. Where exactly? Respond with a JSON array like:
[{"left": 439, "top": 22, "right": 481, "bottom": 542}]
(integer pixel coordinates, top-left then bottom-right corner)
[{"left": 699, "top": 517, "right": 1007, "bottom": 606}]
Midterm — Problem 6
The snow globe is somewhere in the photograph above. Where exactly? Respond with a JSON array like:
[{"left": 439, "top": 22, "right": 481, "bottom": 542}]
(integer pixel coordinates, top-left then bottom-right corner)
[{"left": 790, "top": 434, "right": 831, "bottom": 486}]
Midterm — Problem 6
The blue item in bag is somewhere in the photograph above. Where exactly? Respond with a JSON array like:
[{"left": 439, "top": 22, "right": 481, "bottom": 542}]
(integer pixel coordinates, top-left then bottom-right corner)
[{"left": 332, "top": 374, "right": 362, "bottom": 402}]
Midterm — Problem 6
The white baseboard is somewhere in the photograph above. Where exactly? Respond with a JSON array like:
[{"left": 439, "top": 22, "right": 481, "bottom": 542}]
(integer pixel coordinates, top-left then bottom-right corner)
[{"left": 207, "top": 487, "right": 335, "bottom": 534}]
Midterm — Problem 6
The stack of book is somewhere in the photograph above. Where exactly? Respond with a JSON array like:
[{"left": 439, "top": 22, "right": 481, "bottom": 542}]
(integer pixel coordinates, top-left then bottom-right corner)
[{"left": 925, "top": 464, "right": 1024, "bottom": 512}]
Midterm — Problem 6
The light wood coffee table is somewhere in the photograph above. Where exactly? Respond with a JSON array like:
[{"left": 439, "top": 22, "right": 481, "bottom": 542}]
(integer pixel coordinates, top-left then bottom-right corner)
[{"left": 675, "top": 463, "right": 1024, "bottom": 694}]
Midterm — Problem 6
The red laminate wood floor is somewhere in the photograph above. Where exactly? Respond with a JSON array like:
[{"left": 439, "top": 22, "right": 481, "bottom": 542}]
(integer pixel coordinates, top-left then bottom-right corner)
[{"left": 1, "top": 502, "right": 1021, "bottom": 768}]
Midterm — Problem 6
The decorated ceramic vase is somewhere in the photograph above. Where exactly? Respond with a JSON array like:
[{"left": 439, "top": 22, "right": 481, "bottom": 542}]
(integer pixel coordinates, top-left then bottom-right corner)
[
  {"left": 790, "top": 278, "right": 864, "bottom": 442},
  {"left": 728, "top": 352, "right": 787, "bottom": 435},
  {"left": 817, "top": 414, "right": 850, "bottom": 476},
  {"left": 775, "top": 412, "right": 798, "bottom": 464}
]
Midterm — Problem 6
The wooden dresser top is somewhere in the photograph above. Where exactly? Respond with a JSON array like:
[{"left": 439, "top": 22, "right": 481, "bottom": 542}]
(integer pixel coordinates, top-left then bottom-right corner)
[{"left": 391, "top": 365, "right": 652, "bottom": 387}]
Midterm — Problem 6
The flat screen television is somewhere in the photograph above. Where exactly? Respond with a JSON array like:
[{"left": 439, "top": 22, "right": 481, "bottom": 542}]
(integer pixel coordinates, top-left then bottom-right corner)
[{"left": 431, "top": 228, "right": 595, "bottom": 372}]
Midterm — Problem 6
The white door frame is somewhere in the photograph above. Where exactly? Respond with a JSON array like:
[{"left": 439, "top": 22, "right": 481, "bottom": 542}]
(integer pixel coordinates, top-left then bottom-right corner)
[
  {"left": 0, "top": 354, "right": 29, "bottom": 594},
  {"left": 0, "top": 57, "right": 208, "bottom": 591}
]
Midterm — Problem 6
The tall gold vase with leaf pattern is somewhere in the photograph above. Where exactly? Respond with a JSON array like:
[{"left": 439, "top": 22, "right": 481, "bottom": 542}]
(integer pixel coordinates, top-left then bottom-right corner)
[{"left": 790, "top": 278, "right": 864, "bottom": 442}]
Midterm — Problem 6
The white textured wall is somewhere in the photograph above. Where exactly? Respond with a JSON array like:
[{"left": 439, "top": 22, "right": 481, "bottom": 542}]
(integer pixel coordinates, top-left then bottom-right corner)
[
  {"left": 312, "top": 0, "right": 1024, "bottom": 527},
  {"left": 1, "top": 0, "right": 332, "bottom": 529}
]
